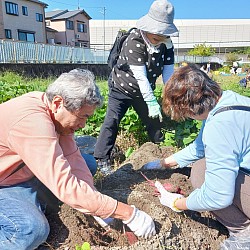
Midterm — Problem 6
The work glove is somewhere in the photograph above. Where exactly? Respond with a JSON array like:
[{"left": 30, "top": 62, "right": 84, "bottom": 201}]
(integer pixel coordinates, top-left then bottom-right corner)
[
  {"left": 155, "top": 181, "right": 184, "bottom": 212},
  {"left": 142, "top": 159, "right": 164, "bottom": 170},
  {"left": 123, "top": 205, "right": 156, "bottom": 238},
  {"left": 145, "top": 99, "right": 163, "bottom": 122},
  {"left": 93, "top": 216, "right": 115, "bottom": 229}
]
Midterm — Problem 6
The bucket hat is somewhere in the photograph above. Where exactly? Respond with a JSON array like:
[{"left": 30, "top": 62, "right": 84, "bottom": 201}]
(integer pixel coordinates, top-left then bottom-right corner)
[{"left": 136, "top": 0, "right": 179, "bottom": 37}]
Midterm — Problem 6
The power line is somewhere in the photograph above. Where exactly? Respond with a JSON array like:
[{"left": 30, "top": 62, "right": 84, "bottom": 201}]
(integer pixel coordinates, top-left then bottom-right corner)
[
  {"left": 46, "top": 0, "right": 105, "bottom": 10},
  {"left": 44, "top": 0, "right": 78, "bottom": 8},
  {"left": 45, "top": 0, "right": 133, "bottom": 19}
]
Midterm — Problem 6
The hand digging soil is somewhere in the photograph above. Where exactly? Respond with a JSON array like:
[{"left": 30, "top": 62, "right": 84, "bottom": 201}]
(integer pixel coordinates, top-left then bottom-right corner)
[{"left": 38, "top": 142, "right": 228, "bottom": 250}]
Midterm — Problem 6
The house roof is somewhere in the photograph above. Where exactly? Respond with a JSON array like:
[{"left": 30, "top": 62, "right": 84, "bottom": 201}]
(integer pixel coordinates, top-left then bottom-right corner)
[
  {"left": 45, "top": 9, "right": 91, "bottom": 21},
  {"left": 27, "top": 0, "right": 48, "bottom": 7},
  {"left": 46, "top": 27, "right": 58, "bottom": 33},
  {"left": 45, "top": 10, "right": 68, "bottom": 19}
]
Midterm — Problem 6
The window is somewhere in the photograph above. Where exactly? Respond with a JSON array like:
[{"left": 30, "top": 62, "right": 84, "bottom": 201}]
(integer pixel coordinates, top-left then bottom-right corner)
[
  {"left": 5, "top": 1, "right": 18, "bottom": 15},
  {"left": 77, "top": 23, "right": 86, "bottom": 33},
  {"left": 66, "top": 20, "right": 74, "bottom": 30},
  {"left": 75, "top": 42, "right": 80, "bottom": 47},
  {"left": 75, "top": 41, "right": 88, "bottom": 47},
  {"left": 22, "top": 6, "right": 28, "bottom": 16},
  {"left": 18, "top": 30, "right": 35, "bottom": 42},
  {"left": 5, "top": 29, "right": 12, "bottom": 39},
  {"left": 36, "top": 13, "right": 43, "bottom": 22}
]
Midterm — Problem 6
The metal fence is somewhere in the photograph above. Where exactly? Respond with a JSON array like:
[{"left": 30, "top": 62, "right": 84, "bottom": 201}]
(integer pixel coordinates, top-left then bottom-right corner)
[
  {"left": 176, "top": 55, "right": 223, "bottom": 65},
  {"left": 0, "top": 40, "right": 110, "bottom": 64},
  {"left": 0, "top": 39, "right": 221, "bottom": 64}
]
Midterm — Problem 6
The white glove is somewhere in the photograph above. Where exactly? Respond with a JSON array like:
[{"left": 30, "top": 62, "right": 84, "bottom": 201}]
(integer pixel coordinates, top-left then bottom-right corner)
[
  {"left": 155, "top": 181, "right": 184, "bottom": 212},
  {"left": 123, "top": 205, "right": 156, "bottom": 238},
  {"left": 93, "top": 216, "right": 114, "bottom": 229},
  {"left": 142, "top": 159, "right": 163, "bottom": 170}
]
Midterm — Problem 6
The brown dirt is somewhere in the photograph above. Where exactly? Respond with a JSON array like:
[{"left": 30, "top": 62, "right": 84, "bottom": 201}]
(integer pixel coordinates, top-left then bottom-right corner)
[{"left": 37, "top": 142, "right": 228, "bottom": 250}]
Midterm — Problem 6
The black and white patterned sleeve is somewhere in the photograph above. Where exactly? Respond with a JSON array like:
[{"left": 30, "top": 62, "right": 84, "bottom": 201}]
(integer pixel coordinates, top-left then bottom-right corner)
[
  {"left": 123, "top": 34, "right": 147, "bottom": 66},
  {"left": 164, "top": 38, "right": 175, "bottom": 65}
]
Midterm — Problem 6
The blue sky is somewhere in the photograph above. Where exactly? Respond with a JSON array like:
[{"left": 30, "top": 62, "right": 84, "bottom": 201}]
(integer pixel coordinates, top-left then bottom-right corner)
[{"left": 44, "top": 0, "right": 250, "bottom": 20}]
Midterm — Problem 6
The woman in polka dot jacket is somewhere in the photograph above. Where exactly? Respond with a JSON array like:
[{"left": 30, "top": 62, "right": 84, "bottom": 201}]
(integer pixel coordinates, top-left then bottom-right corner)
[{"left": 94, "top": 0, "right": 179, "bottom": 171}]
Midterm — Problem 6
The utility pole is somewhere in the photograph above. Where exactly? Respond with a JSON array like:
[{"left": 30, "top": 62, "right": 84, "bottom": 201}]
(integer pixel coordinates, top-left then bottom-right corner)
[
  {"left": 103, "top": 7, "right": 106, "bottom": 51},
  {"left": 100, "top": 7, "right": 106, "bottom": 60},
  {"left": 177, "top": 31, "right": 180, "bottom": 64}
]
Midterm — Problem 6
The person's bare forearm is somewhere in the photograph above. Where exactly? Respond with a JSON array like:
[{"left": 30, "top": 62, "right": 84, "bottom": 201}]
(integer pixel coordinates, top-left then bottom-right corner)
[
  {"left": 111, "top": 201, "right": 134, "bottom": 221},
  {"left": 174, "top": 197, "right": 188, "bottom": 210},
  {"left": 161, "top": 155, "right": 178, "bottom": 168},
  {"left": 161, "top": 156, "right": 188, "bottom": 211}
]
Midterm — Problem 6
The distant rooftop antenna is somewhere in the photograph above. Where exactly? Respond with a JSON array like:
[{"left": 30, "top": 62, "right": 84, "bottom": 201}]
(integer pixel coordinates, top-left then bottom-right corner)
[{"left": 78, "top": 0, "right": 80, "bottom": 9}]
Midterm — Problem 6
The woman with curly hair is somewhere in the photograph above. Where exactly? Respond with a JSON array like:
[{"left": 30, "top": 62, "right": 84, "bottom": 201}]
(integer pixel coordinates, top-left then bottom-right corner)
[{"left": 147, "top": 64, "right": 250, "bottom": 249}]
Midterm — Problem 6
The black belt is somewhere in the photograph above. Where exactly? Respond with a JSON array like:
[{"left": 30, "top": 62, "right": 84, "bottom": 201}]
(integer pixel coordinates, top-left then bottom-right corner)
[
  {"left": 213, "top": 105, "right": 250, "bottom": 115},
  {"left": 239, "top": 167, "right": 250, "bottom": 176},
  {"left": 1, "top": 162, "right": 26, "bottom": 183}
]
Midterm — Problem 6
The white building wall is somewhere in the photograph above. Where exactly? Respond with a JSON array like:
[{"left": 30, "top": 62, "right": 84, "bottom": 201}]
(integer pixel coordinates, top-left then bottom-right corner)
[
  {"left": 89, "top": 19, "right": 250, "bottom": 51},
  {"left": 49, "top": 20, "right": 67, "bottom": 45}
]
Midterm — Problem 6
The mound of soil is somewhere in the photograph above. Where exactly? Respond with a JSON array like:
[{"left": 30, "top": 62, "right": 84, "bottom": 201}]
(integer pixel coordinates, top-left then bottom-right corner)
[{"left": 38, "top": 142, "right": 228, "bottom": 250}]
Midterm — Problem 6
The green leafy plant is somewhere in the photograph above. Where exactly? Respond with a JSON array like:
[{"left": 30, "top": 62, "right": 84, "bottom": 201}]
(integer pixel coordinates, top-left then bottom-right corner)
[
  {"left": 3, "top": 71, "right": 250, "bottom": 152},
  {"left": 161, "top": 119, "right": 202, "bottom": 148},
  {"left": 0, "top": 71, "right": 51, "bottom": 103},
  {"left": 75, "top": 242, "right": 91, "bottom": 250},
  {"left": 125, "top": 147, "right": 134, "bottom": 158}
]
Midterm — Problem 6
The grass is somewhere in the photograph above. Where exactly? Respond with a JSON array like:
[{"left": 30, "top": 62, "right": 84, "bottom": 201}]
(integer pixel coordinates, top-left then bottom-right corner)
[{"left": 213, "top": 74, "right": 250, "bottom": 97}]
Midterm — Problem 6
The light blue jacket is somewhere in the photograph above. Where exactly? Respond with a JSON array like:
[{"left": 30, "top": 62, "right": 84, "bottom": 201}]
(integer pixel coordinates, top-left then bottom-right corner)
[{"left": 173, "top": 90, "right": 250, "bottom": 211}]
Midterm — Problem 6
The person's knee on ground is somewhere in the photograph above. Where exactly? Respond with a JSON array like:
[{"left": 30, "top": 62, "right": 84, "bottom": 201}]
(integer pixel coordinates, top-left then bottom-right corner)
[
  {"left": 214, "top": 170, "right": 250, "bottom": 236},
  {"left": 190, "top": 159, "right": 250, "bottom": 248},
  {"left": 24, "top": 212, "right": 50, "bottom": 249},
  {"left": 0, "top": 207, "right": 50, "bottom": 250}
]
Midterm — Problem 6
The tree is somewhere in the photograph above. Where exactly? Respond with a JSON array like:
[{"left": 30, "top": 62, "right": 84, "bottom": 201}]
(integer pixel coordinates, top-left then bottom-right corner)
[
  {"left": 235, "top": 47, "right": 250, "bottom": 57},
  {"left": 241, "top": 47, "right": 250, "bottom": 59},
  {"left": 225, "top": 53, "right": 240, "bottom": 65},
  {"left": 187, "top": 43, "right": 216, "bottom": 56}
]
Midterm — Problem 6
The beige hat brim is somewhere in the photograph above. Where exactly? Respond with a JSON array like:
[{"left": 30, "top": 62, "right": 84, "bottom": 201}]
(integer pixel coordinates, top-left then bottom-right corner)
[{"left": 136, "top": 14, "right": 179, "bottom": 37}]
